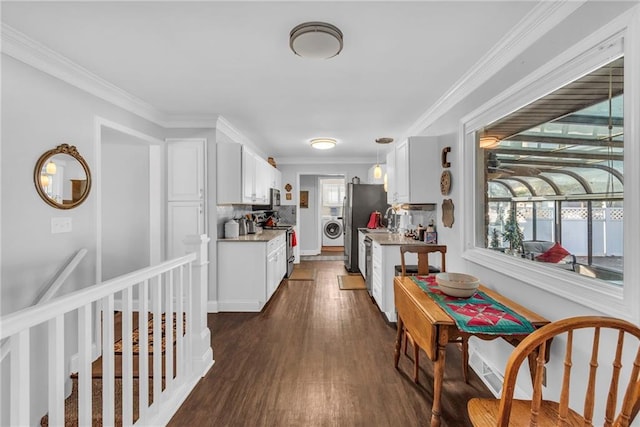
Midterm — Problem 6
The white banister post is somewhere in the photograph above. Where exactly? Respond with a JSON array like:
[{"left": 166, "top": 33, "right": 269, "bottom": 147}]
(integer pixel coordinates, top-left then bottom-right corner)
[{"left": 183, "top": 234, "right": 214, "bottom": 377}]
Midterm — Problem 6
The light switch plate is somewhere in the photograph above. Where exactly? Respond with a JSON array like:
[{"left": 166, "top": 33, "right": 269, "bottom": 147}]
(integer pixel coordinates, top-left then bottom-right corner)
[{"left": 51, "top": 217, "right": 72, "bottom": 234}]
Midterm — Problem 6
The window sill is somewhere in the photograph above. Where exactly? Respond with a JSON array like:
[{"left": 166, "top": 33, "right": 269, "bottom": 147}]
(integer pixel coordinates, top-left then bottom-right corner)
[{"left": 462, "top": 247, "right": 633, "bottom": 320}]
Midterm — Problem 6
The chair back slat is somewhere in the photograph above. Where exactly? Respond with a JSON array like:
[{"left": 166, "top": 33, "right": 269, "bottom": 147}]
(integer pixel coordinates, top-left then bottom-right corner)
[
  {"left": 616, "top": 354, "right": 640, "bottom": 427},
  {"left": 605, "top": 330, "right": 626, "bottom": 425},
  {"left": 558, "top": 330, "right": 574, "bottom": 424},
  {"left": 529, "top": 339, "right": 548, "bottom": 425},
  {"left": 584, "top": 327, "right": 601, "bottom": 425}
]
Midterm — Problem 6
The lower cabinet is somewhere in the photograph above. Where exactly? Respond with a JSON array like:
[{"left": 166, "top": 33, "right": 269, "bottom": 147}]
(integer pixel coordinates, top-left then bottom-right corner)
[
  {"left": 217, "top": 233, "right": 286, "bottom": 311},
  {"left": 358, "top": 231, "right": 367, "bottom": 278},
  {"left": 167, "top": 201, "right": 204, "bottom": 259},
  {"left": 371, "top": 241, "right": 417, "bottom": 322}
]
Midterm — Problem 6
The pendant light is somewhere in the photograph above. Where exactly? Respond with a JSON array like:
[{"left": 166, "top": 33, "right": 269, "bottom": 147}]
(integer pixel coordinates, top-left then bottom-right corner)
[
  {"left": 373, "top": 147, "right": 382, "bottom": 179},
  {"left": 374, "top": 137, "right": 393, "bottom": 180}
]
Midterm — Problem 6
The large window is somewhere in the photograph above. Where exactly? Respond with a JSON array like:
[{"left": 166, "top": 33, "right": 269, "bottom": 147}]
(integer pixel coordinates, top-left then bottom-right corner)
[
  {"left": 461, "top": 18, "right": 640, "bottom": 322},
  {"left": 480, "top": 69, "right": 624, "bottom": 285}
]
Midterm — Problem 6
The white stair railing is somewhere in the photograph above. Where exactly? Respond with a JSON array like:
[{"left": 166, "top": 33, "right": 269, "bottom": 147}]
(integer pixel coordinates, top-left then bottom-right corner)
[{"left": 0, "top": 234, "right": 213, "bottom": 426}]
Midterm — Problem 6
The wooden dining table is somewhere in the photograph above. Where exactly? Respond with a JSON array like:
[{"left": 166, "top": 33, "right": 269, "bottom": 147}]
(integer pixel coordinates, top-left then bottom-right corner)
[{"left": 393, "top": 276, "right": 550, "bottom": 427}]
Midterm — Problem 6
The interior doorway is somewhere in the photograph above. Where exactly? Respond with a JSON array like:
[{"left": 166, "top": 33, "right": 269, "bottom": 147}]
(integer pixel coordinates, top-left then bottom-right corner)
[
  {"left": 97, "top": 121, "right": 162, "bottom": 282},
  {"left": 298, "top": 174, "right": 345, "bottom": 260}
]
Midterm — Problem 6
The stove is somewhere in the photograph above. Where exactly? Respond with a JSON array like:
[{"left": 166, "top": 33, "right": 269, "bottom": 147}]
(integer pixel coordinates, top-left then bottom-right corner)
[{"left": 262, "top": 225, "right": 295, "bottom": 277}]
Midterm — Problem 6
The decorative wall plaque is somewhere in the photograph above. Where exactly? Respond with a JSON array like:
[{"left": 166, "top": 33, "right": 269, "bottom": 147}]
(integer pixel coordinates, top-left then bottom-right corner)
[
  {"left": 442, "top": 199, "right": 454, "bottom": 228},
  {"left": 441, "top": 147, "right": 451, "bottom": 168},
  {"left": 284, "top": 183, "right": 292, "bottom": 192},
  {"left": 440, "top": 170, "right": 451, "bottom": 195}
]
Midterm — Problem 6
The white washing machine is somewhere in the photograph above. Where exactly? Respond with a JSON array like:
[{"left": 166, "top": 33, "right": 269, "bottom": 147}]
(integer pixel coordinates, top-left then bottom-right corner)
[{"left": 322, "top": 217, "right": 344, "bottom": 246}]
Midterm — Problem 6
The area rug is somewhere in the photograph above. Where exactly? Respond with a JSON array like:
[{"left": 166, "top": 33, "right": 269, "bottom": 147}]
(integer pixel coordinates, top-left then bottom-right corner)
[
  {"left": 337, "top": 275, "right": 367, "bottom": 290},
  {"left": 288, "top": 268, "right": 316, "bottom": 281}
]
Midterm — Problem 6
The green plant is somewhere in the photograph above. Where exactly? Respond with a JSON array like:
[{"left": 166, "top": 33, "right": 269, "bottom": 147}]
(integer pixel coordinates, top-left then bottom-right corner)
[
  {"left": 490, "top": 228, "right": 501, "bottom": 248},
  {"left": 502, "top": 210, "right": 522, "bottom": 251}
]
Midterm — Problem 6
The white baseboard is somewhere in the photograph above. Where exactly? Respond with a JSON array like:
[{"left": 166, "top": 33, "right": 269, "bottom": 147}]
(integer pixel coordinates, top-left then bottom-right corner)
[
  {"left": 300, "top": 249, "right": 320, "bottom": 256},
  {"left": 207, "top": 300, "right": 219, "bottom": 313},
  {"left": 217, "top": 300, "right": 264, "bottom": 312},
  {"left": 68, "top": 343, "right": 100, "bottom": 373}
]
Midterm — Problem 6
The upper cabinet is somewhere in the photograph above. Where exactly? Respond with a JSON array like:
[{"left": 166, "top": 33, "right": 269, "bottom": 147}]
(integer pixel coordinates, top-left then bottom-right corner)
[
  {"left": 167, "top": 139, "right": 204, "bottom": 201},
  {"left": 386, "top": 136, "right": 439, "bottom": 204},
  {"left": 217, "top": 143, "right": 279, "bottom": 205}
]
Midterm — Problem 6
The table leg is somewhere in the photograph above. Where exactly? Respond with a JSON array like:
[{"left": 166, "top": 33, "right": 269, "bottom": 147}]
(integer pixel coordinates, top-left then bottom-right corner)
[
  {"left": 431, "top": 333, "right": 448, "bottom": 427},
  {"left": 394, "top": 316, "right": 404, "bottom": 369}
]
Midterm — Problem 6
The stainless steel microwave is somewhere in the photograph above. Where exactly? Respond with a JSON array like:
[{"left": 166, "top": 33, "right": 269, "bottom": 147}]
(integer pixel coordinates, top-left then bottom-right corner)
[{"left": 253, "top": 188, "right": 280, "bottom": 211}]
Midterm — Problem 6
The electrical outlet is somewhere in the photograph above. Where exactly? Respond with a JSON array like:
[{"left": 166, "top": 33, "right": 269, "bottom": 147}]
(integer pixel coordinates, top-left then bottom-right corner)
[{"left": 51, "top": 217, "right": 72, "bottom": 234}]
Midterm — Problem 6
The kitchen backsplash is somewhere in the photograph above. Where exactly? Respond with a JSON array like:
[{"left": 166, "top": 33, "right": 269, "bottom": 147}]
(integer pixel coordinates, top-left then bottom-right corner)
[
  {"left": 216, "top": 205, "right": 252, "bottom": 238},
  {"left": 216, "top": 205, "right": 298, "bottom": 238},
  {"left": 275, "top": 205, "right": 296, "bottom": 225},
  {"left": 397, "top": 208, "right": 437, "bottom": 230}
]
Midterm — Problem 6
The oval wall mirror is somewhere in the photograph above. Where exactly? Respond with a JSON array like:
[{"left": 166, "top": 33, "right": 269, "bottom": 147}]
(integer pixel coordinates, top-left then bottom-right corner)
[{"left": 34, "top": 143, "right": 92, "bottom": 209}]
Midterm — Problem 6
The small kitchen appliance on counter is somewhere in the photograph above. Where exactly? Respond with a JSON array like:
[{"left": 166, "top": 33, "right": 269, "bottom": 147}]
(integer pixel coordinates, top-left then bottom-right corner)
[
  {"left": 225, "top": 219, "right": 239, "bottom": 238},
  {"left": 366, "top": 211, "right": 382, "bottom": 229}
]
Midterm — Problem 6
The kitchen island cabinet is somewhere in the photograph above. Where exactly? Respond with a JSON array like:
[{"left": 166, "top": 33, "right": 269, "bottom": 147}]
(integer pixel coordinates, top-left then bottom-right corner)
[
  {"left": 367, "top": 233, "right": 439, "bottom": 322},
  {"left": 217, "top": 231, "right": 286, "bottom": 311}
]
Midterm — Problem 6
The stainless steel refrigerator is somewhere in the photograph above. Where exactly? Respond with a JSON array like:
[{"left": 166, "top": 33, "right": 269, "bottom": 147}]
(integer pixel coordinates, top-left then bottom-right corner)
[{"left": 343, "top": 183, "right": 389, "bottom": 272}]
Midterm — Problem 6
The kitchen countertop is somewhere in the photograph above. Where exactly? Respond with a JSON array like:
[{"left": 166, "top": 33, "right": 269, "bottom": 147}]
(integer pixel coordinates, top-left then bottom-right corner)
[
  {"left": 358, "top": 228, "right": 427, "bottom": 246},
  {"left": 218, "top": 229, "right": 286, "bottom": 242}
]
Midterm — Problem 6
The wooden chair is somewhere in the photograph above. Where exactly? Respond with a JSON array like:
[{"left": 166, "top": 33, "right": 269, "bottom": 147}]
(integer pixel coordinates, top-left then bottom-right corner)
[
  {"left": 397, "top": 245, "right": 470, "bottom": 384},
  {"left": 468, "top": 316, "right": 640, "bottom": 427}
]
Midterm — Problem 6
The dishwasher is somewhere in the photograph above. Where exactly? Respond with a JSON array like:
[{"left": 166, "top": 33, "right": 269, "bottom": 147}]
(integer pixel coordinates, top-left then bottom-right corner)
[{"left": 364, "top": 236, "right": 373, "bottom": 296}]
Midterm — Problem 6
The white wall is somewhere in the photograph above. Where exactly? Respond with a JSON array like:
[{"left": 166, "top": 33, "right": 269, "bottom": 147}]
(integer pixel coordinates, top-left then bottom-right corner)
[
  {"left": 1, "top": 54, "right": 166, "bottom": 423},
  {"left": 299, "top": 175, "right": 318, "bottom": 254},
  {"left": 417, "top": 4, "right": 640, "bottom": 418},
  {"left": 101, "top": 128, "right": 150, "bottom": 280},
  {"left": 278, "top": 163, "right": 371, "bottom": 262}
]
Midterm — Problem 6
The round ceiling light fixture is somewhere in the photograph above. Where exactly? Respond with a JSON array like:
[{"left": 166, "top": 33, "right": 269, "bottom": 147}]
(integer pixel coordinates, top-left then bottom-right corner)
[
  {"left": 375, "top": 137, "right": 394, "bottom": 144},
  {"left": 290, "top": 22, "right": 343, "bottom": 59},
  {"left": 310, "top": 137, "right": 337, "bottom": 150}
]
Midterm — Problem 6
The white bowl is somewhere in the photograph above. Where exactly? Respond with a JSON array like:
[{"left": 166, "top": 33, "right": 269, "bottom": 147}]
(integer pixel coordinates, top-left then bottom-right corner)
[{"left": 436, "top": 272, "right": 479, "bottom": 297}]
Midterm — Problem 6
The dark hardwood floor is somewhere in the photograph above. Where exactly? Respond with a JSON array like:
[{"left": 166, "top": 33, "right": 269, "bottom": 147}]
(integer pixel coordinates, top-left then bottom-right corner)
[{"left": 169, "top": 261, "right": 493, "bottom": 426}]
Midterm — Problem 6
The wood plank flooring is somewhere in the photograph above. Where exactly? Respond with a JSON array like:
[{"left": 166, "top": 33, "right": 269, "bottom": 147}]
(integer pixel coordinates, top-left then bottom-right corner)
[{"left": 169, "top": 260, "right": 493, "bottom": 426}]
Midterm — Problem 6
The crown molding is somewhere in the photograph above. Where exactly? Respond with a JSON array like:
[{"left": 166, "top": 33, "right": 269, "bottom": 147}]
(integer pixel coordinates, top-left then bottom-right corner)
[
  {"left": 1, "top": 23, "right": 170, "bottom": 126},
  {"left": 277, "top": 157, "right": 375, "bottom": 165},
  {"left": 405, "top": 0, "right": 586, "bottom": 137}
]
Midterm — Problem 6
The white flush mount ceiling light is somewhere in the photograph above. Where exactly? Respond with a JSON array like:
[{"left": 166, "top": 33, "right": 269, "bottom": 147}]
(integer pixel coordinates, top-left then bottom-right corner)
[
  {"left": 310, "top": 137, "right": 337, "bottom": 150},
  {"left": 290, "top": 22, "right": 343, "bottom": 59}
]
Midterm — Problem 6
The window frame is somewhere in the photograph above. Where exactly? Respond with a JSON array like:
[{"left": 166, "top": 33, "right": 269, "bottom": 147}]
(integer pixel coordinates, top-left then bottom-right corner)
[{"left": 460, "top": 8, "right": 640, "bottom": 323}]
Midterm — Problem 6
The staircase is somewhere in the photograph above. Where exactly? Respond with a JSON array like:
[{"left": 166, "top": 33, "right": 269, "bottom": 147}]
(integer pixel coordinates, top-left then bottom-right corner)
[
  {"left": 1, "top": 235, "right": 213, "bottom": 427},
  {"left": 40, "top": 312, "right": 178, "bottom": 426}
]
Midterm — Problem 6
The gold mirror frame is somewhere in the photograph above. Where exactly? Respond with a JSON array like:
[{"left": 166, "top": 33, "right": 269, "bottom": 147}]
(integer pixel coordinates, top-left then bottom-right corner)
[{"left": 33, "top": 143, "right": 92, "bottom": 209}]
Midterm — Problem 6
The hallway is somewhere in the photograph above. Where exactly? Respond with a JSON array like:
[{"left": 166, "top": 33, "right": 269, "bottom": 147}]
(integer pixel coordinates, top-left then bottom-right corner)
[{"left": 169, "top": 261, "right": 493, "bottom": 426}]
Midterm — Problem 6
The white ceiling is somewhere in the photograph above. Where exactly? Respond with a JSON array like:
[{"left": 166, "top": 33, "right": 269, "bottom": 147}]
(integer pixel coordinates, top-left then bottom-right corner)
[{"left": 2, "top": 1, "right": 539, "bottom": 162}]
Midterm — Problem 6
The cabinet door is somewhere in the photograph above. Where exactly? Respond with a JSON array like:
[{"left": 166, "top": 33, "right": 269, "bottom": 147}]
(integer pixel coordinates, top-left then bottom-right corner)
[
  {"left": 167, "top": 140, "right": 204, "bottom": 201},
  {"left": 395, "top": 140, "right": 410, "bottom": 203},
  {"left": 167, "top": 201, "right": 204, "bottom": 259},
  {"left": 255, "top": 158, "right": 270, "bottom": 203},
  {"left": 242, "top": 148, "right": 256, "bottom": 203},
  {"left": 273, "top": 168, "right": 282, "bottom": 192},
  {"left": 386, "top": 149, "right": 396, "bottom": 204}
]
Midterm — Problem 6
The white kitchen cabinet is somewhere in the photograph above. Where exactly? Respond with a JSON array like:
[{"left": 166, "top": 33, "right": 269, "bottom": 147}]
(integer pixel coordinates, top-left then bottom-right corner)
[
  {"left": 217, "top": 142, "right": 275, "bottom": 204},
  {"left": 167, "top": 139, "right": 206, "bottom": 260},
  {"left": 386, "top": 136, "right": 440, "bottom": 204},
  {"left": 358, "top": 231, "right": 367, "bottom": 278},
  {"left": 371, "top": 241, "right": 417, "bottom": 322},
  {"left": 218, "top": 232, "right": 286, "bottom": 311},
  {"left": 167, "top": 201, "right": 204, "bottom": 258},
  {"left": 386, "top": 148, "right": 396, "bottom": 204},
  {"left": 167, "top": 139, "right": 204, "bottom": 201}
]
